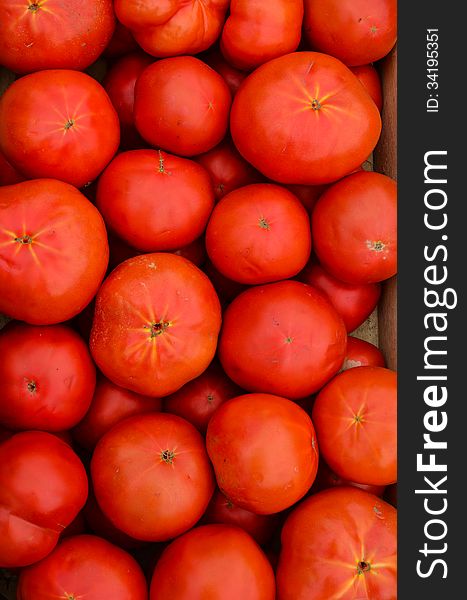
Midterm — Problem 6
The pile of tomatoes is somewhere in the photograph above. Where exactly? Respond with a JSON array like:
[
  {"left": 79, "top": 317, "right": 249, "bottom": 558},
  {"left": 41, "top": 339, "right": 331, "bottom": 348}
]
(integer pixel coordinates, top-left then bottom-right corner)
[{"left": 0, "top": 1, "right": 397, "bottom": 598}]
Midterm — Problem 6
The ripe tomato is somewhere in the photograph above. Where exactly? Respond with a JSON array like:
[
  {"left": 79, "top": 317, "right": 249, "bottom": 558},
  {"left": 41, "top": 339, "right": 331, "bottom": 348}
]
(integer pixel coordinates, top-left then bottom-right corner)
[
  {"left": 90, "top": 253, "right": 221, "bottom": 397},
  {"left": 134, "top": 56, "right": 231, "bottom": 156},
  {"left": 350, "top": 64, "right": 384, "bottom": 111},
  {"left": 276, "top": 488, "right": 397, "bottom": 599},
  {"left": 172, "top": 237, "right": 207, "bottom": 267},
  {"left": 230, "top": 52, "right": 381, "bottom": 185},
  {"left": 313, "top": 366, "right": 397, "bottom": 485},
  {"left": 150, "top": 524, "right": 275, "bottom": 600},
  {"left": 0, "top": 179, "right": 109, "bottom": 325},
  {"left": 219, "top": 281, "right": 347, "bottom": 398},
  {"left": 312, "top": 171, "right": 397, "bottom": 284},
  {"left": 202, "top": 49, "right": 248, "bottom": 96},
  {"left": 0, "top": 150, "right": 24, "bottom": 186},
  {"left": 103, "top": 22, "right": 139, "bottom": 58},
  {"left": 202, "top": 259, "right": 248, "bottom": 306},
  {"left": 0, "top": 432, "right": 88, "bottom": 568},
  {"left": 303, "top": 0, "right": 397, "bottom": 66},
  {"left": 342, "top": 336, "right": 386, "bottom": 370},
  {"left": 285, "top": 183, "right": 328, "bottom": 215},
  {"left": 0, "top": 70, "right": 120, "bottom": 188},
  {"left": 91, "top": 413, "right": 215, "bottom": 541},
  {"left": 17, "top": 535, "right": 147, "bottom": 600},
  {"left": 0, "top": 322, "right": 95, "bottom": 432},
  {"left": 0, "top": 0, "right": 115, "bottom": 74},
  {"left": 206, "top": 393, "right": 319, "bottom": 514},
  {"left": 311, "top": 459, "right": 386, "bottom": 497}
]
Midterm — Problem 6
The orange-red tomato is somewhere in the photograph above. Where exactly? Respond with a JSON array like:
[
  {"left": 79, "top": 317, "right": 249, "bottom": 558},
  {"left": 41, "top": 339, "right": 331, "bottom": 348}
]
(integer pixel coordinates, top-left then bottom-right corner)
[
  {"left": 350, "top": 64, "right": 384, "bottom": 111},
  {"left": 342, "top": 336, "right": 386, "bottom": 370}
]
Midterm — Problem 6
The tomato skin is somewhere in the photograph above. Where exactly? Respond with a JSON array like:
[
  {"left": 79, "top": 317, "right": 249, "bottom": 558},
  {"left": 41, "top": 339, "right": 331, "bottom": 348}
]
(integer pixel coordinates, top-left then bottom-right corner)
[
  {"left": 202, "top": 50, "right": 248, "bottom": 96},
  {"left": 206, "top": 393, "right": 319, "bottom": 514},
  {"left": 90, "top": 253, "right": 221, "bottom": 397},
  {"left": 230, "top": 52, "right": 381, "bottom": 185},
  {"left": 0, "top": 70, "right": 120, "bottom": 188},
  {"left": 342, "top": 336, "right": 386, "bottom": 370},
  {"left": 219, "top": 281, "right": 347, "bottom": 398},
  {"left": 276, "top": 487, "right": 397, "bottom": 599},
  {"left": 0, "top": 322, "right": 96, "bottom": 432},
  {"left": 0, "top": 150, "right": 25, "bottom": 186},
  {"left": 285, "top": 183, "right": 328, "bottom": 215},
  {"left": 202, "top": 259, "right": 248, "bottom": 306},
  {"left": 17, "top": 535, "right": 148, "bottom": 600},
  {"left": 150, "top": 524, "right": 275, "bottom": 600},
  {"left": 0, "top": 179, "right": 109, "bottom": 325},
  {"left": 0, "top": 432, "right": 88, "bottom": 568},
  {"left": 311, "top": 459, "right": 386, "bottom": 497},
  {"left": 350, "top": 64, "right": 384, "bottom": 111},
  {"left": 91, "top": 413, "right": 215, "bottom": 541},
  {"left": 104, "top": 22, "right": 139, "bottom": 58}
]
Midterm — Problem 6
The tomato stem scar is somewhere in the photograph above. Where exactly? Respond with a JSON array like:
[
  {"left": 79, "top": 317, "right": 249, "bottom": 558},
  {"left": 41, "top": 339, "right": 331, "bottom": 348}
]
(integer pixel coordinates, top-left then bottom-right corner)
[
  {"left": 357, "top": 560, "right": 371, "bottom": 574},
  {"left": 161, "top": 449, "right": 175, "bottom": 464},
  {"left": 14, "top": 235, "right": 33, "bottom": 245}
]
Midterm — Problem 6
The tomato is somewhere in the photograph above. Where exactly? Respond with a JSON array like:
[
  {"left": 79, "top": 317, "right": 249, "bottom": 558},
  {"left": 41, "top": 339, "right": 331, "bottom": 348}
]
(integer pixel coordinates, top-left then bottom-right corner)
[
  {"left": 219, "top": 281, "right": 347, "bottom": 398},
  {"left": 134, "top": 56, "right": 231, "bottom": 156},
  {"left": 0, "top": 179, "right": 109, "bottom": 325},
  {"left": 0, "top": 70, "right": 120, "bottom": 188},
  {"left": 150, "top": 524, "right": 275, "bottom": 600},
  {"left": 206, "top": 393, "right": 319, "bottom": 514},
  {"left": 0, "top": 432, "right": 88, "bottom": 568},
  {"left": 91, "top": 413, "right": 215, "bottom": 541},
  {"left": 303, "top": 0, "right": 397, "bottom": 67},
  {"left": 276, "top": 487, "right": 397, "bottom": 599},
  {"left": 230, "top": 52, "right": 381, "bottom": 185},
  {"left": 206, "top": 183, "right": 311, "bottom": 284},
  {"left": 202, "top": 49, "right": 248, "bottom": 96},
  {"left": 17, "top": 535, "right": 147, "bottom": 600},
  {"left": 202, "top": 259, "right": 248, "bottom": 306},
  {"left": 220, "top": 0, "right": 303, "bottom": 71},
  {"left": 0, "top": 150, "right": 24, "bottom": 186},
  {"left": 350, "top": 64, "right": 384, "bottom": 111},
  {"left": 90, "top": 253, "right": 221, "bottom": 397},
  {"left": 0, "top": 0, "right": 115, "bottom": 74},
  {"left": 313, "top": 366, "right": 397, "bottom": 486},
  {"left": 0, "top": 322, "right": 95, "bottom": 432},
  {"left": 103, "top": 22, "right": 139, "bottom": 58},
  {"left": 285, "top": 183, "right": 328, "bottom": 215},
  {"left": 96, "top": 150, "right": 214, "bottom": 252},
  {"left": 312, "top": 171, "right": 397, "bottom": 284},
  {"left": 297, "top": 262, "right": 381, "bottom": 332},
  {"left": 172, "top": 237, "right": 207, "bottom": 267},
  {"left": 342, "top": 336, "right": 386, "bottom": 370},
  {"left": 311, "top": 459, "right": 386, "bottom": 497}
]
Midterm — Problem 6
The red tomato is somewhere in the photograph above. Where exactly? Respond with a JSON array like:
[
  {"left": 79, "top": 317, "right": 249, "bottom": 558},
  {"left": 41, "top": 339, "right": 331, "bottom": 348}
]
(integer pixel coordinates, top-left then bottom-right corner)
[
  {"left": 90, "top": 253, "right": 221, "bottom": 397},
  {"left": 206, "top": 393, "right": 319, "bottom": 514},
  {"left": 313, "top": 366, "right": 397, "bottom": 486},
  {"left": 202, "top": 259, "right": 248, "bottom": 306},
  {"left": 91, "top": 413, "right": 215, "bottom": 541},
  {"left": 202, "top": 49, "right": 248, "bottom": 96},
  {"left": 0, "top": 432, "right": 88, "bottom": 568},
  {"left": 220, "top": 0, "right": 303, "bottom": 71},
  {"left": 0, "top": 425, "right": 13, "bottom": 444},
  {"left": 103, "top": 22, "right": 139, "bottom": 58},
  {"left": 276, "top": 488, "right": 397, "bottom": 599},
  {"left": 285, "top": 183, "right": 328, "bottom": 215},
  {"left": 311, "top": 459, "right": 386, "bottom": 497},
  {"left": 0, "top": 322, "right": 95, "bottom": 432},
  {"left": 206, "top": 183, "right": 311, "bottom": 284},
  {"left": 342, "top": 336, "right": 386, "bottom": 370},
  {"left": 60, "top": 512, "right": 86, "bottom": 539},
  {"left": 303, "top": 0, "right": 397, "bottom": 66},
  {"left": 219, "top": 281, "right": 347, "bottom": 398},
  {"left": 0, "top": 179, "right": 109, "bottom": 325},
  {"left": 134, "top": 57, "right": 231, "bottom": 156},
  {"left": 0, "top": 70, "right": 120, "bottom": 188},
  {"left": 96, "top": 150, "right": 214, "bottom": 251},
  {"left": 312, "top": 171, "right": 397, "bottom": 284},
  {"left": 0, "top": 150, "right": 25, "bottom": 186},
  {"left": 17, "top": 535, "right": 147, "bottom": 600},
  {"left": 350, "top": 64, "right": 384, "bottom": 111},
  {"left": 297, "top": 262, "right": 381, "bottom": 332},
  {"left": 150, "top": 524, "right": 275, "bottom": 600},
  {"left": 0, "top": 0, "right": 115, "bottom": 74},
  {"left": 172, "top": 237, "right": 207, "bottom": 267},
  {"left": 230, "top": 52, "right": 381, "bottom": 185}
]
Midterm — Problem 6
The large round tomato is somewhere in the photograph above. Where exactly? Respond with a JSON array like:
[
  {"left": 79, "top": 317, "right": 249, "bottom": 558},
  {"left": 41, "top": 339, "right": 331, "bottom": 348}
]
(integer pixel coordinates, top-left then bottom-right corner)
[
  {"left": 0, "top": 432, "right": 88, "bottom": 568},
  {"left": 219, "top": 281, "right": 347, "bottom": 398},
  {"left": 91, "top": 413, "right": 215, "bottom": 541},
  {"left": 150, "top": 524, "right": 275, "bottom": 600},
  {"left": 276, "top": 488, "right": 397, "bottom": 599},
  {"left": 350, "top": 64, "right": 384, "bottom": 111},
  {"left": 230, "top": 52, "right": 381, "bottom": 185},
  {"left": 0, "top": 179, "right": 109, "bottom": 325},
  {"left": 342, "top": 336, "right": 386, "bottom": 371},
  {"left": 206, "top": 393, "right": 319, "bottom": 514},
  {"left": 0, "top": 70, "right": 119, "bottom": 188},
  {"left": 90, "top": 253, "right": 221, "bottom": 397}
]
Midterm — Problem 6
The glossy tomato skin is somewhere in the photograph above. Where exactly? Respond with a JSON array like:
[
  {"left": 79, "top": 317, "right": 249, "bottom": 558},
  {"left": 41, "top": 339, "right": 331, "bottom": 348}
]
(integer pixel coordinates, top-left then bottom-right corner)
[
  {"left": 202, "top": 50, "right": 248, "bottom": 96},
  {"left": 0, "top": 322, "right": 95, "bottom": 432},
  {"left": 206, "top": 183, "right": 311, "bottom": 284},
  {"left": 0, "top": 70, "right": 120, "bottom": 188},
  {"left": 91, "top": 413, "right": 215, "bottom": 541},
  {"left": 17, "top": 535, "right": 148, "bottom": 600},
  {"left": 342, "top": 336, "right": 386, "bottom": 370},
  {"left": 96, "top": 150, "right": 215, "bottom": 251},
  {"left": 230, "top": 52, "right": 381, "bottom": 185},
  {"left": 90, "top": 253, "right": 221, "bottom": 397},
  {"left": 350, "top": 64, "right": 384, "bottom": 111},
  {"left": 206, "top": 393, "right": 319, "bottom": 514},
  {"left": 219, "top": 281, "right": 347, "bottom": 398},
  {"left": 0, "top": 432, "right": 88, "bottom": 568},
  {"left": 0, "top": 179, "right": 109, "bottom": 325},
  {"left": 312, "top": 171, "right": 397, "bottom": 283},
  {"left": 134, "top": 57, "right": 231, "bottom": 156},
  {"left": 276, "top": 488, "right": 397, "bottom": 599},
  {"left": 303, "top": 0, "right": 397, "bottom": 67},
  {"left": 313, "top": 366, "right": 397, "bottom": 486},
  {"left": 150, "top": 524, "right": 275, "bottom": 600}
]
